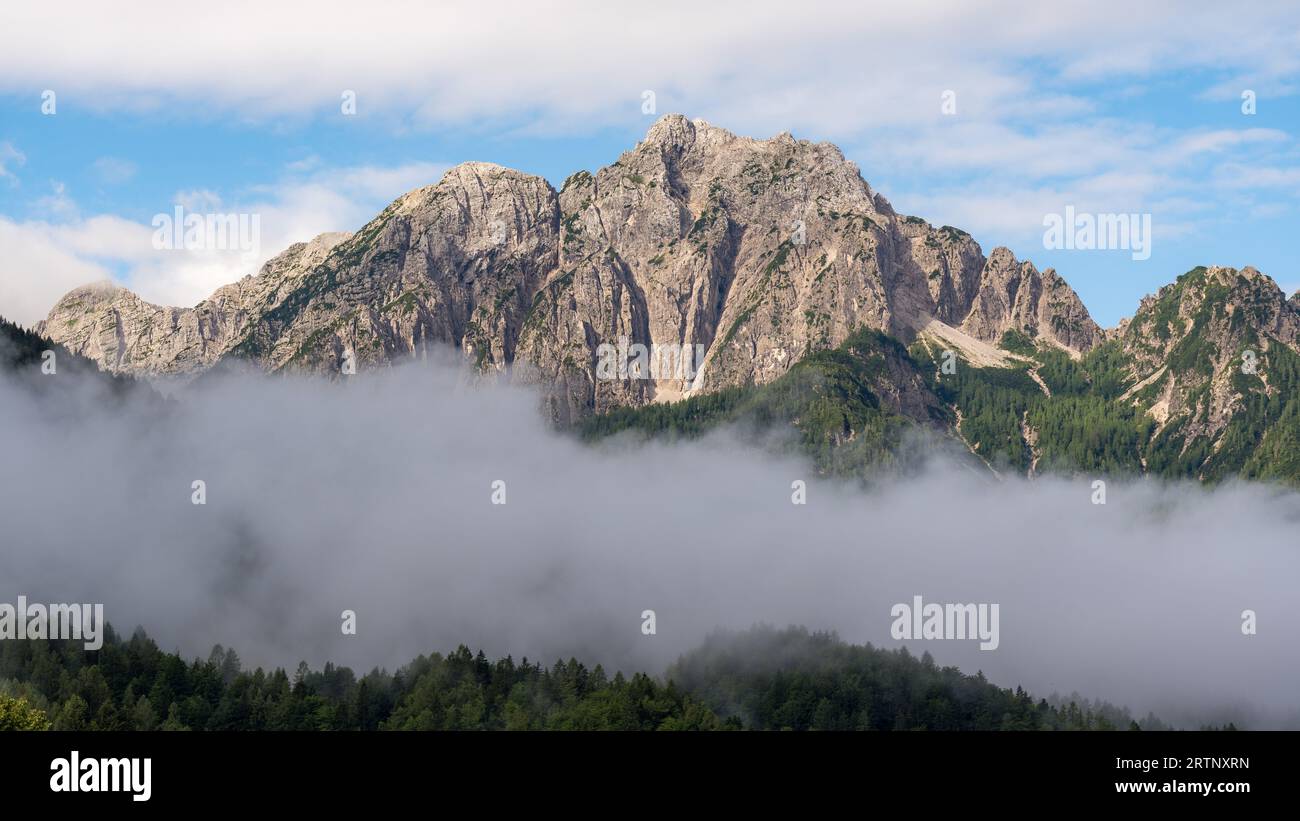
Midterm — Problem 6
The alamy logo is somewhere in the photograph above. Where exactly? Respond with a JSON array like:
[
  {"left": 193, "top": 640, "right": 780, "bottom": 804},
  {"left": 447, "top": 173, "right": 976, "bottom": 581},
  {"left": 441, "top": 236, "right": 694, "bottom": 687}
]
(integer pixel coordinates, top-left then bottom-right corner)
[
  {"left": 1043, "top": 206, "right": 1151, "bottom": 261},
  {"left": 890, "top": 595, "right": 999, "bottom": 651},
  {"left": 0, "top": 597, "right": 104, "bottom": 650},
  {"left": 50, "top": 752, "right": 151, "bottom": 802},
  {"left": 595, "top": 337, "right": 706, "bottom": 381},
  {"left": 151, "top": 206, "right": 260, "bottom": 256}
]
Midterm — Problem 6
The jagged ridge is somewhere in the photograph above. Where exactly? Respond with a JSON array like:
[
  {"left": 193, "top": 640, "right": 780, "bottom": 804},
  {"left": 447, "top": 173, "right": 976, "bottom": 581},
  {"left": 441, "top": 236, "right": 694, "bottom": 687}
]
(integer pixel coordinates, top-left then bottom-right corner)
[{"left": 32, "top": 116, "right": 1300, "bottom": 483}]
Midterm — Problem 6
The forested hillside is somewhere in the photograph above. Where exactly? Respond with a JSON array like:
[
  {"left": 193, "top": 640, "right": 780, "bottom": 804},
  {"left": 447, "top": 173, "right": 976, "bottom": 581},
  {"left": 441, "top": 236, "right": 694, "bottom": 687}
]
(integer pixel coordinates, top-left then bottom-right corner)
[
  {"left": 579, "top": 283, "right": 1300, "bottom": 488},
  {"left": 579, "top": 327, "right": 955, "bottom": 479},
  {"left": 0, "top": 625, "right": 1179, "bottom": 731}
]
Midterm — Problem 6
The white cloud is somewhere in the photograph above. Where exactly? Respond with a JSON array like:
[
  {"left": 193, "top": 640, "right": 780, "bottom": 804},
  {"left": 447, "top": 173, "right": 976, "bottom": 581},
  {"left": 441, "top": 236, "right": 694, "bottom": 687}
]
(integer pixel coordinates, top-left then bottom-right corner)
[
  {"left": 34, "top": 180, "right": 80, "bottom": 220},
  {"left": 172, "top": 189, "right": 224, "bottom": 212},
  {"left": 1214, "top": 163, "right": 1300, "bottom": 189},
  {"left": 0, "top": 141, "right": 25, "bottom": 183},
  {"left": 1, "top": 1, "right": 1296, "bottom": 136},
  {"left": 90, "top": 156, "right": 138, "bottom": 185},
  {"left": 127, "top": 159, "right": 450, "bottom": 307},
  {"left": 0, "top": 160, "right": 451, "bottom": 325},
  {"left": 867, "top": 118, "right": 1298, "bottom": 249},
  {"left": 0, "top": 217, "right": 118, "bottom": 326},
  {"left": 285, "top": 154, "right": 322, "bottom": 173},
  {"left": 1168, "top": 128, "right": 1289, "bottom": 158}
]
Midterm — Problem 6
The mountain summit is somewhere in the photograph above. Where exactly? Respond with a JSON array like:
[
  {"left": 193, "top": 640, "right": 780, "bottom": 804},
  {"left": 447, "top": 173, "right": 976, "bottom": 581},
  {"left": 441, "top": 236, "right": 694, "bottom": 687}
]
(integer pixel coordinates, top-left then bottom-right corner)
[
  {"left": 34, "top": 116, "right": 1300, "bottom": 484},
  {"left": 41, "top": 116, "right": 1100, "bottom": 413}
]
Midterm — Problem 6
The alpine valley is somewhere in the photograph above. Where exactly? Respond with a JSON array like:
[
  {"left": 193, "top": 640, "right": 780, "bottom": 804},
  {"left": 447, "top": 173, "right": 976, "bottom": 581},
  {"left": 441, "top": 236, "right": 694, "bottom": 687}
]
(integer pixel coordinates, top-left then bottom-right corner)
[{"left": 22, "top": 115, "right": 1300, "bottom": 485}]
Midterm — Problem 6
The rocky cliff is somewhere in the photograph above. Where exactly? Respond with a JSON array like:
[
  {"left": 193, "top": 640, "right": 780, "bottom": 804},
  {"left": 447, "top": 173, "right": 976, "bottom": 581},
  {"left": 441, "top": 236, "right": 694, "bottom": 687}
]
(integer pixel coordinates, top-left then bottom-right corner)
[
  {"left": 1113, "top": 265, "right": 1300, "bottom": 477},
  {"left": 38, "top": 232, "right": 350, "bottom": 377},
  {"left": 39, "top": 116, "right": 1101, "bottom": 418},
  {"left": 29, "top": 116, "right": 1300, "bottom": 483}
]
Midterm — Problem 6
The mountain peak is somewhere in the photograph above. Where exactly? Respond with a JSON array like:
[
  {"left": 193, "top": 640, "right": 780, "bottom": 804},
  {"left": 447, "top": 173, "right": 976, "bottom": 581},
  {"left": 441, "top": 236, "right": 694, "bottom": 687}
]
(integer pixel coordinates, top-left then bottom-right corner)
[
  {"left": 33, "top": 116, "right": 1106, "bottom": 392},
  {"left": 985, "top": 246, "right": 1020, "bottom": 266},
  {"left": 440, "top": 160, "right": 535, "bottom": 181},
  {"left": 643, "top": 113, "right": 707, "bottom": 148},
  {"left": 956, "top": 246, "right": 1103, "bottom": 354},
  {"left": 31, "top": 116, "right": 1273, "bottom": 431},
  {"left": 55, "top": 280, "right": 129, "bottom": 305}
]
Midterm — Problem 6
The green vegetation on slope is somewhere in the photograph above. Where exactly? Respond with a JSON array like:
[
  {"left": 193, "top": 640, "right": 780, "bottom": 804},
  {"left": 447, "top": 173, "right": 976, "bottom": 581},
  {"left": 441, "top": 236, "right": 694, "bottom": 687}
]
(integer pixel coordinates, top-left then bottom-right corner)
[
  {"left": 925, "top": 336, "right": 1300, "bottom": 484},
  {"left": 919, "top": 340, "right": 1154, "bottom": 477},
  {"left": 578, "top": 328, "right": 938, "bottom": 478},
  {"left": 668, "top": 626, "right": 1165, "bottom": 731},
  {"left": 0, "top": 625, "right": 1165, "bottom": 732},
  {"left": 579, "top": 314, "right": 1299, "bottom": 486}
]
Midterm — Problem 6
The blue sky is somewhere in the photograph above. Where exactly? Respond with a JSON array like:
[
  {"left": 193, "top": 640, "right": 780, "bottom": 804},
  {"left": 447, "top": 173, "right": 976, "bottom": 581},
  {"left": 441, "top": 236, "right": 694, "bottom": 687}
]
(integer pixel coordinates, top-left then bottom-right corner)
[{"left": 2, "top": 0, "right": 1298, "bottom": 327}]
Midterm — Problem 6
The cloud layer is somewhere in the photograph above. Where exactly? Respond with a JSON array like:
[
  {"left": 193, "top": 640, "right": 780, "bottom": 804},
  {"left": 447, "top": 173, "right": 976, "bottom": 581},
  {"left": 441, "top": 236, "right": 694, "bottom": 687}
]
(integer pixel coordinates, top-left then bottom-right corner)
[
  {"left": 3, "top": 1, "right": 1296, "bottom": 132},
  {"left": 1, "top": 357, "right": 1297, "bottom": 728},
  {"left": 0, "top": 161, "right": 449, "bottom": 325}
]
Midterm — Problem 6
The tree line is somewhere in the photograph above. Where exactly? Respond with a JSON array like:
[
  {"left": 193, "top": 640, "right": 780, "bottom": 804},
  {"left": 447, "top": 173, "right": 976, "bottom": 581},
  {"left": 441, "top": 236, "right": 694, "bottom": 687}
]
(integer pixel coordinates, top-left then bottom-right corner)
[{"left": 1, "top": 624, "right": 1180, "bottom": 731}]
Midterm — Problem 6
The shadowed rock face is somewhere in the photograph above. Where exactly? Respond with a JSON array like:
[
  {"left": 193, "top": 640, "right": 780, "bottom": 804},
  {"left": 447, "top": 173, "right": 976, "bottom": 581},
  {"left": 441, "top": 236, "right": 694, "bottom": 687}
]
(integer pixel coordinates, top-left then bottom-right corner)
[{"left": 41, "top": 116, "right": 1111, "bottom": 418}]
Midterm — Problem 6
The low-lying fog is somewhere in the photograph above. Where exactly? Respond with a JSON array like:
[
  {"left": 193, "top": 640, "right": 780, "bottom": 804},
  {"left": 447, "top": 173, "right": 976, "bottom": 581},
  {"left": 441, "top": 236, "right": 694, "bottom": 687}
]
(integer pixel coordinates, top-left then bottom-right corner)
[{"left": 2, "top": 356, "right": 1297, "bottom": 728}]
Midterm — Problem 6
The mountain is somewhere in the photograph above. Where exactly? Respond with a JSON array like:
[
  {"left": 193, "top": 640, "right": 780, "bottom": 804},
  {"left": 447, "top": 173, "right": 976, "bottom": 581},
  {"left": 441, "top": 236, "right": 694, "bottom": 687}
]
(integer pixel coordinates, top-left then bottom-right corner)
[
  {"left": 1111, "top": 265, "right": 1300, "bottom": 481},
  {"left": 37, "top": 232, "right": 350, "bottom": 377},
  {"left": 583, "top": 263, "right": 1300, "bottom": 485},
  {"left": 40, "top": 117, "right": 1097, "bottom": 399},
  {"left": 33, "top": 115, "right": 1300, "bottom": 483}
]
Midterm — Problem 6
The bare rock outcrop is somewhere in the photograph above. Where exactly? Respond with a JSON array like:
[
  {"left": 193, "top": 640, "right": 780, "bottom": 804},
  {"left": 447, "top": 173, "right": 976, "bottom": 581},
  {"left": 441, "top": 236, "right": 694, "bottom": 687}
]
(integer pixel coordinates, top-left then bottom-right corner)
[{"left": 38, "top": 116, "right": 1109, "bottom": 420}]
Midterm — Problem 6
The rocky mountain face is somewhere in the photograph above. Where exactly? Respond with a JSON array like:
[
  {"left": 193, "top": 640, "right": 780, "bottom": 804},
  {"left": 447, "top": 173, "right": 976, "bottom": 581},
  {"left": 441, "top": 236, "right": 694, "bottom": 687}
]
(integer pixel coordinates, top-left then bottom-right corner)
[
  {"left": 912, "top": 262, "right": 1300, "bottom": 483},
  {"left": 514, "top": 116, "right": 1102, "bottom": 420},
  {"left": 39, "top": 116, "right": 1099, "bottom": 419},
  {"left": 579, "top": 262, "right": 1300, "bottom": 485},
  {"left": 38, "top": 232, "right": 350, "bottom": 376},
  {"left": 30, "top": 115, "right": 1299, "bottom": 483},
  {"left": 1109, "top": 265, "right": 1300, "bottom": 478},
  {"left": 960, "top": 247, "right": 1103, "bottom": 352}
]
